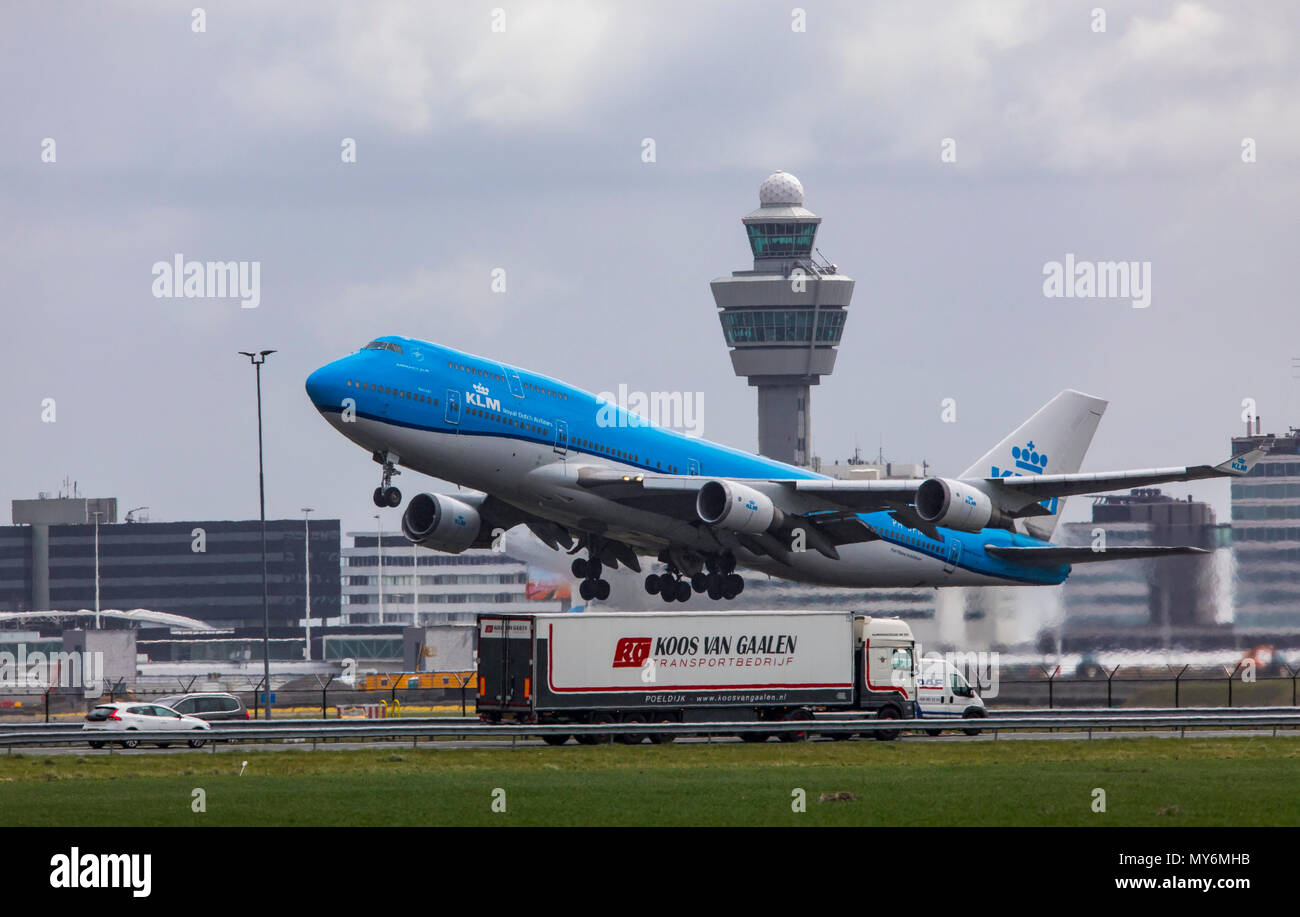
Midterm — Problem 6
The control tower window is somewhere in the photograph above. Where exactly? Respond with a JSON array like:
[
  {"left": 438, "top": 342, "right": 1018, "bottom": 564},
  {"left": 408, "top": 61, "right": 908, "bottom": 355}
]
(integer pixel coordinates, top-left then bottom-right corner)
[
  {"left": 745, "top": 222, "right": 817, "bottom": 257},
  {"left": 720, "top": 309, "right": 846, "bottom": 345},
  {"left": 363, "top": 341, "right": 404, "bottom": 354}
]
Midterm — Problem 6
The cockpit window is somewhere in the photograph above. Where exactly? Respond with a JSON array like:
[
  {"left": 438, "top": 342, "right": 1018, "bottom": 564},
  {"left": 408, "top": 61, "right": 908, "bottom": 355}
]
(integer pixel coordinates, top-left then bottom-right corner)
[{"left": 363, "top": 341, "right": 403, "bottom": 354}]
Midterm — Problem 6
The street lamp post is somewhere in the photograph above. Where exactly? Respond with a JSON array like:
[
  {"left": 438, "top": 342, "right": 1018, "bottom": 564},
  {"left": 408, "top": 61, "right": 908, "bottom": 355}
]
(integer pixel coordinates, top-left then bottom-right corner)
[
  {"left": 302, "top": 507, "right": 314, "bottom": 661},
  {"left": 374, "top": 514, "right": 384, "bottom": 625},
  {"left": 240, "top": 349, "right": 276, "bottom": 719}
]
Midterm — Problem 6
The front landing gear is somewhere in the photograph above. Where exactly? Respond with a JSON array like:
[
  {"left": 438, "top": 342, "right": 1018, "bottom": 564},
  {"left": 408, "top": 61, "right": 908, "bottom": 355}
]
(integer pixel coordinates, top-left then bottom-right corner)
[{"left": 372, "top": 450, "right": 401, "bottom": 507}]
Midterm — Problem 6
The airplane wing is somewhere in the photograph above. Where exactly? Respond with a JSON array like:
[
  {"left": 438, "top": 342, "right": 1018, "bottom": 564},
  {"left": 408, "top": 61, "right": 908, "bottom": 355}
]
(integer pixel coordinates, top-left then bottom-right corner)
[
  {"left": 985, "top": 545, "right": 1209, "bottom": 566},
  {"left": 572, "top": 448, "right": 1263, "bottom": 550},
  {"left": 982, "top": 449, "right": 1265, "bottom": 512}
]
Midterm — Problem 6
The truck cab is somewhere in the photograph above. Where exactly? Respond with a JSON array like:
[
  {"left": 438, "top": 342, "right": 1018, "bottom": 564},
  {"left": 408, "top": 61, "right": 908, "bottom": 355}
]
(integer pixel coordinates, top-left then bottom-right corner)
[
  {"left": 853, "top": 615, "right": 918, "bottom": 726},
  {"left": 916, "top": 655, "right": 986, "bottom": 735}
]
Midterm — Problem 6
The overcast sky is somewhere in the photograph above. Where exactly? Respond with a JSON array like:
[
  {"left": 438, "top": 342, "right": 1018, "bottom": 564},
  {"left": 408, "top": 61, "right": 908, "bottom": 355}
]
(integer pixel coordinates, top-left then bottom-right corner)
[{"left": 3, "top": 0, "right": 1298, "bottom": 545}]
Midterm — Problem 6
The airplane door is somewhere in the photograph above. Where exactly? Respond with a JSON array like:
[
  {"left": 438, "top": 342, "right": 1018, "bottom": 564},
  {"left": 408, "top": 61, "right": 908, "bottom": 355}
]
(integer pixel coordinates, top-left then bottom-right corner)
[
  {"left": 554, "top": 420, "right": 569, "bottom": 455},
  {"left": 444, "top": 389, "right": 461, "bottom": 425},
  {"left": 502, "top": 366, "right": 524, "bottom": 398},
  {"left": 687, "top": 458, "right": 701, "bottom": 475},
  {"left": 943, "top": 537, "right": 961, "bottom": 573}
]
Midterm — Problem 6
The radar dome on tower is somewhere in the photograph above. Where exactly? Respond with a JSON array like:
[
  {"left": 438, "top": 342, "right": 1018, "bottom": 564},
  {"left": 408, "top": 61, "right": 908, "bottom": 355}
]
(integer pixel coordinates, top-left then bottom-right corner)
[{"left": 758, "top": 170, "right": 805, "bottom": 207}]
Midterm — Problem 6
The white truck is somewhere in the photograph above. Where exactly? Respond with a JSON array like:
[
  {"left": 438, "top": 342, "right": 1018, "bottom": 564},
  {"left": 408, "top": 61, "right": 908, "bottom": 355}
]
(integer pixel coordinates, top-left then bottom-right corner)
[
  {"left": 476, "top": 610, "right": 918, "bottom": 743},
  {"left": 916, "top": 655, "right": 987, "bottom": 735}
]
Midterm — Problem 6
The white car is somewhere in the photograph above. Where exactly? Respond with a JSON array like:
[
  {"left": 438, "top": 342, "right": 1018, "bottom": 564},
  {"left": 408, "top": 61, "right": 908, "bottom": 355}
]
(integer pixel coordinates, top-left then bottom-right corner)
[{"left": 82, "top": 702, "right": 212, "bottom": 748}]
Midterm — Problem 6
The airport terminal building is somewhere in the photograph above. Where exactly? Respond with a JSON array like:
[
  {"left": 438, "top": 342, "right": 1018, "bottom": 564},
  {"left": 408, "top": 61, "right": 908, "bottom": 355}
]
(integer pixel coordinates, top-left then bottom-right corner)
[{"left": 0, "top": 496, "right": 341, "bottom": 629}]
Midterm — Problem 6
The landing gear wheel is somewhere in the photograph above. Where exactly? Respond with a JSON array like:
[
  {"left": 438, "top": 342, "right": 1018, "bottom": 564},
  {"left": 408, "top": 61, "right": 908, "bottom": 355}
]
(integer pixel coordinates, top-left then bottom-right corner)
[
  {"left": 372, "top": 451, "right": 402, "bottom": 506},
  {"left": 691, "top": 573, "right": 708, "bottom": 593},
  {"left": 661, "top": 584, "right": 678, "bottom": 604},
  {"left": 572, "top": 558, "right": 589, "bottom": 579},
  {"left": 675, "top": 581, "right": 691, "bottom": 602},
  {"left": 644, "top": 574, "right": 661, "bottom": 595},
  {"left": 594, "top": 579, "right": 611, "bottom": 601},
  {"left": 579, "top": 579, "right": 595, "bottom": 601},
  {"left": 726, "top": 573, "right": 744, "bottom": 595}
]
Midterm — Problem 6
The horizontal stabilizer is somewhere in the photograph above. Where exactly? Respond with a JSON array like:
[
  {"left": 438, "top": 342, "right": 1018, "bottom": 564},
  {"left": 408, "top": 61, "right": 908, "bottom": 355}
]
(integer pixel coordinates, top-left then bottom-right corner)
[{"left": 984, "top": 545, "right": 1209, "bottom": 567}]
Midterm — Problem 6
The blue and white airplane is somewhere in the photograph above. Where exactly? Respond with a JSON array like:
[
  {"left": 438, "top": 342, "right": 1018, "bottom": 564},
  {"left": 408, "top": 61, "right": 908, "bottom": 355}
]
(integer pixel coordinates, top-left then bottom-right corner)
[{"left": 305, "top": 336, "right": 1263, "bottom": 604}]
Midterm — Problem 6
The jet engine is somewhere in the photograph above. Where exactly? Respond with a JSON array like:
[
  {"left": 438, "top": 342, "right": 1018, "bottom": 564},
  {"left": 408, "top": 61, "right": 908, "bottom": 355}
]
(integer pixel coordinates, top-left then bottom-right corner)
[
  {"left": 401, "top": 493, "right": 482, "bottom": 553},
  {"left": 696, "top": 480, "right": 784, "bottom": 534},
  {"left": 913, "top": 478, "right": 997, "bottom": 532}
]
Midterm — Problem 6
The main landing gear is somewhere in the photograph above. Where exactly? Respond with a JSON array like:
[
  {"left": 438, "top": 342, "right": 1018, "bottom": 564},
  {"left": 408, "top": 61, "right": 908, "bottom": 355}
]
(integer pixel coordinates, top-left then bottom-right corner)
[
  {"left": 371, "top": 450, "right": 402, "bottom": 508},
  {"left": 644, "top": 563, "right": 691, "bottom": 604},
  {"left": 573, "top": 556, "right": 611, "bottom": 602},
  {"left": 644, "top": 553, "right": 744, "bottom": 603}
]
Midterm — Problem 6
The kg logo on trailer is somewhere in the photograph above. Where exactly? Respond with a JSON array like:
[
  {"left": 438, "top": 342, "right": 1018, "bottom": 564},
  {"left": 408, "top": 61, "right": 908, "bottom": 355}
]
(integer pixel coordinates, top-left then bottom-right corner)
[{"left": 612, "top": 637, "right": 652, "bottom": 668}]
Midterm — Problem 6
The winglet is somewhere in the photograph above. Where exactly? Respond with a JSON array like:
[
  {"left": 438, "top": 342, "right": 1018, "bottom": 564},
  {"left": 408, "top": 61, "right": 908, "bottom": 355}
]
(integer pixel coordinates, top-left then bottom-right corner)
[{"left": 1216, "top": 448, "right": 1267, "bottom": 477}]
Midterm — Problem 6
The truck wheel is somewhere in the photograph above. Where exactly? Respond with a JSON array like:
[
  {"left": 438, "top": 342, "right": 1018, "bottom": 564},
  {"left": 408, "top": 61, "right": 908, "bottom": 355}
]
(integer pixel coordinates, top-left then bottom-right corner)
[
  {"left": 583, "top": 712, "right": 614, "bottom": 745},
  {"left": 962, "top": 710, "right": 986, "bottom": 736},
  {"left": 872, "top": 706, "right": 902, "bottom": 742},
  {"left": 778, "top": 708, "right": 811, "bottom": 742},
  {"left": 616, "top": 713, "right": 649, "bottom": 745},
  {"left": 826, "top": 730, "right": 853, "bottom": 741},
  {"left": 740, "top": 731, "right": 771, "bottom": 743},
  {"left": 542, "top": 734, "right": 571, "bottom": 746},
  {"left": 925, "top": 728, "right": 943, "bottom": 737},
  {"left": 647, "top": 716, "right": 676, "bottom": 744}
]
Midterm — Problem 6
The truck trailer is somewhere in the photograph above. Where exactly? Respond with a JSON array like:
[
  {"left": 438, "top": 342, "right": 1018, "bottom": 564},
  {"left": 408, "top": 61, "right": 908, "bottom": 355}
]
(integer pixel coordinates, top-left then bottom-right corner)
[{"left": 476, "top": 610, "right": 917, "bottom": 744}]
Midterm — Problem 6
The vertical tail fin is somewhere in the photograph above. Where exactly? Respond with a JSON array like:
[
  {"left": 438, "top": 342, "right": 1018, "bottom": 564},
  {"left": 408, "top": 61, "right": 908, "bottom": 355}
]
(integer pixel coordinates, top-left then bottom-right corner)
[{"left": 961, "top": 389, "right": 1108, "bottom": 541}]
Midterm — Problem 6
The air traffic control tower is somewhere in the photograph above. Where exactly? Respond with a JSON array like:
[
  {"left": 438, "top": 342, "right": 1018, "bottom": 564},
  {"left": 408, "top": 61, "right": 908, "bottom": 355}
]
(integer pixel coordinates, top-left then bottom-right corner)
[{"left": 712, "top": 171, "right": 855, "bottom": 467}]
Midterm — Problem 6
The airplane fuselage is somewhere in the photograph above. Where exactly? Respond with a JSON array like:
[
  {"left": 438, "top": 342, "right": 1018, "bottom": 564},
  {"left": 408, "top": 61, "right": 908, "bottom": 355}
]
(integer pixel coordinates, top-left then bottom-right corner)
[{"left": 306, "top": 336, "right": 1068, "bottom": 589}]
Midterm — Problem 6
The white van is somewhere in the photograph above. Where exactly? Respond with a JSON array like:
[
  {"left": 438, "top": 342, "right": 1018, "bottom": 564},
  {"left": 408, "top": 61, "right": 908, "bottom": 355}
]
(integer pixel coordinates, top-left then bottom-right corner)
[{"left": 916, "top": 656, "right": 987, "bottom": 735}]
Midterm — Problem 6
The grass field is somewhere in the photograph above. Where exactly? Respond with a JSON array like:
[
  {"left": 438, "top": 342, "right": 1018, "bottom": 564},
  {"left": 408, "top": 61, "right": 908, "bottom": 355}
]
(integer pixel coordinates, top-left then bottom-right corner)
[{"left": 0, "top": 737, "right": 1296, "bottom": 826}]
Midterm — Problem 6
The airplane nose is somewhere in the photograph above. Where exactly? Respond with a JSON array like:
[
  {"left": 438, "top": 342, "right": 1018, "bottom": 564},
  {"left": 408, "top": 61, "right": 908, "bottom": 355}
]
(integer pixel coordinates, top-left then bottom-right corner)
[{"left": 305, "top": 361, "right": 342, "bottom": 409}]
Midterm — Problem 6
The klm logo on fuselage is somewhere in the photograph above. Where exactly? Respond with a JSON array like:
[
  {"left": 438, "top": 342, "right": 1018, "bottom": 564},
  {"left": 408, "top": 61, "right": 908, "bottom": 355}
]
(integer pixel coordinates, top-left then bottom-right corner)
[
  {"left": 467, "top": 382, "right": 501, "bottom": 412},
  {"left": 991, "top": 441, "right": 1058, "bottom": 515}
]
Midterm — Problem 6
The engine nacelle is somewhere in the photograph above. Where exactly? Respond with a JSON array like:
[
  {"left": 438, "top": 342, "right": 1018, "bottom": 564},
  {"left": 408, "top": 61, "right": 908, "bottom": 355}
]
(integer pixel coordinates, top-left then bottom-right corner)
[
  {"left": 401, "top": 493, "right": 482, "bottom": 553},
  {"left": 696, "top": 480, "right": 783, "bottom": 534},
  {"left": 914, "top": 478, "right": 995, "bottom": 532}
]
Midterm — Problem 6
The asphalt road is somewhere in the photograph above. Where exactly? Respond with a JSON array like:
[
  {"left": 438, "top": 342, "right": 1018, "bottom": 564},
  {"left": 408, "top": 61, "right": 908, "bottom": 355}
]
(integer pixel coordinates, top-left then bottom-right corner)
[{"left": 12, "top": 727, "right": 1298, "bottom": 757}]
